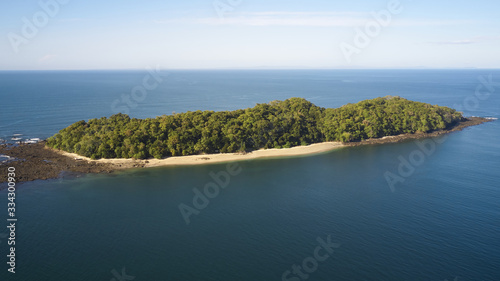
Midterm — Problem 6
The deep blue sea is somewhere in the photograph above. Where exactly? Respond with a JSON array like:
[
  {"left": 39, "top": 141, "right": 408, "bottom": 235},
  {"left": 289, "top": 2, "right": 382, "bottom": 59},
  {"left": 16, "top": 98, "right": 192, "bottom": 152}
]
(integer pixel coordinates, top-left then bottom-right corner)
[{"left": 0, "top": 70, "right": 499, "bottom": 281}]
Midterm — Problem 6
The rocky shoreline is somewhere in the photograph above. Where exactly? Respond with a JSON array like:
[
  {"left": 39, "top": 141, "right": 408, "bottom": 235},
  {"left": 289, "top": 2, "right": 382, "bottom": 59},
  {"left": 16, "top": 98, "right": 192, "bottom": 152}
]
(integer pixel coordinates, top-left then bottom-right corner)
[
  {"left": 0, "top": 142, "right": 119, "bottom": 184},
  {"left": 0, "top": 117, "right": 494, "bottom": 184},
  {"left": 345, "top": 117, "right": 493, "bottom": 146}
]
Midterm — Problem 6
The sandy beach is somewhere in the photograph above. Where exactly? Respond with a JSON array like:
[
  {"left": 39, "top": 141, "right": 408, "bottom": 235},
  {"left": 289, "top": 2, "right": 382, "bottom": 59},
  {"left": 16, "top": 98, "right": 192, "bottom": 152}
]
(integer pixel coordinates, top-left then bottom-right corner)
[{"left": 53, "top": 141, "right": 346, "bottom": 169}]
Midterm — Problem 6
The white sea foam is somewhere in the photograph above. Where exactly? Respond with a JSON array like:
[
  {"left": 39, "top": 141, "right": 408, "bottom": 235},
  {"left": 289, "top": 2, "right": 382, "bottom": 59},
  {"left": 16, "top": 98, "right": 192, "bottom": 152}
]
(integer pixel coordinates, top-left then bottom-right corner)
[
  {"left": 23, "top": 137, "right": 42, "bottom": 144},
  {"left": 0, "top": 154, "right": 11, "bottom": 163}
]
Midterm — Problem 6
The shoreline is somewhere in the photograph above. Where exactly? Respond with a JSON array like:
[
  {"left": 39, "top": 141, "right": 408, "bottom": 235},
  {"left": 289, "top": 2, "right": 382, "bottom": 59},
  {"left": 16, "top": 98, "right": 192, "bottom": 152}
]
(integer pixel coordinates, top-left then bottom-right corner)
[
  {"left": 0, "top": 117, "right": 494, "bottom": 183},
  {"left": 54, "top": 141, "right": 345, "bottom": 169}
]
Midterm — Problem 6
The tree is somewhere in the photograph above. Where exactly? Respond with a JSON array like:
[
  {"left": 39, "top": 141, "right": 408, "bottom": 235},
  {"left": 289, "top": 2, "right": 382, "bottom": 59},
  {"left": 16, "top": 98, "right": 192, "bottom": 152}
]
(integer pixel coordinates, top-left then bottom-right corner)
[{"left": 46, "top": 97, "right": 464, "bottom": 159}]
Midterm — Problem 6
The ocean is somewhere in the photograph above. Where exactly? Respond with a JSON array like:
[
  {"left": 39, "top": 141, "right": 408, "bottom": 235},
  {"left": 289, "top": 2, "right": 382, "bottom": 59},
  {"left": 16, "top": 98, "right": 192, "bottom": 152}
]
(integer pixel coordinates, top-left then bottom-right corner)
[{"left": 0, "top": 70, "right": 499, "bottom": 281}]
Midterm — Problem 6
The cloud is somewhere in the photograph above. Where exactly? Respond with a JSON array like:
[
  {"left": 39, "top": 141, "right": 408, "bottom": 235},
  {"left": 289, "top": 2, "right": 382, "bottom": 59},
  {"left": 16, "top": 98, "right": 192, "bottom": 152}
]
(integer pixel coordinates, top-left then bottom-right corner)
[
  {"left": 429, "top": 36, "right": 500, "bottom": 45},
  {"left": 431, "top": 40, "right": 475, "bottom": 45},
  {"left": 193, "top": 17, "right": 368, "bottom": 27},
  {"left": 57, "top": 18, "right": 88, "bottom": 22},
  {"left": 38, "top": 55, "right": 57, "bottom": 63},
  {"left": 240, "top": 11, "right": 365, "bottom": 16},
  {"left": 154, "top": 11, "right": 368, "bottom": 27},
  {"left": 154, "top": 11, "right": 473, "bottom": 27}
]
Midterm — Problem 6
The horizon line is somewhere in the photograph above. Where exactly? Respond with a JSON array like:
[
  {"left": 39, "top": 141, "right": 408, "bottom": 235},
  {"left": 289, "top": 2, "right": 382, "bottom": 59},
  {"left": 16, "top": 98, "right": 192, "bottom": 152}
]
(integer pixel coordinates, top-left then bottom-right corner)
[{"left": 1, "top": 67, "right": 499, "bottom": 71}]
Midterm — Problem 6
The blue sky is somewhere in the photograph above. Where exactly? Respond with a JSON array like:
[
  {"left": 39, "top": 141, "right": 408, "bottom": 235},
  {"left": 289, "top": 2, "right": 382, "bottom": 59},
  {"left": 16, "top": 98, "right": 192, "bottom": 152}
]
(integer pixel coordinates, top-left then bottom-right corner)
[{"left": 1, "top": 0, "right": 499, "bottom": 70}]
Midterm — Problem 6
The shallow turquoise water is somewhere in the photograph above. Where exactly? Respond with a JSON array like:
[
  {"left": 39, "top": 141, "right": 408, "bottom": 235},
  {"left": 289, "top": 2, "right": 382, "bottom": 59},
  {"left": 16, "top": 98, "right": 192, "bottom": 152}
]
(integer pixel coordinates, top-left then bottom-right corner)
[{"left": 0, "top": 70, "right": 499, "bottom": 280}]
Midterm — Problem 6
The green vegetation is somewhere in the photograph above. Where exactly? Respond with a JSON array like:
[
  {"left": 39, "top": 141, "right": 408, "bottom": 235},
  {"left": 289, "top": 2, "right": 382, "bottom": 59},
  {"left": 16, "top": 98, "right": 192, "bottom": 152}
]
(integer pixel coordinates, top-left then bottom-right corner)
[{"left": 46, "top": 96, "right": 464, "bottom": 159}]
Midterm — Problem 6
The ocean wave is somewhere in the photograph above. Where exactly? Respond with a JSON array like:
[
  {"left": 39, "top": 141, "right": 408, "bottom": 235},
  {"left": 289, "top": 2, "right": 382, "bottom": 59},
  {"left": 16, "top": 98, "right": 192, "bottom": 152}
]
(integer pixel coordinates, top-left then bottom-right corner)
[
  {"left": 0, "top": 154, "right": 12, "bottom": 163},
  {"left": 24, "top": 138, "right": 42, "bottom": 144},
  {"left": 1, "top": 136, "right": 43, "bottom": 145}
]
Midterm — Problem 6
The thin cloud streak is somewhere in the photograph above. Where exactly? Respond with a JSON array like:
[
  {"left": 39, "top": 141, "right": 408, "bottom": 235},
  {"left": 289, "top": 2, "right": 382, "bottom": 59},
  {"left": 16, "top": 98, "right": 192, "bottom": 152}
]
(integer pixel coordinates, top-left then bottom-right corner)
[
  {"left": 194, "top": 17, "right": 368, "bottom": 27},
  {"left": 431, "top": 40, "right": 475, "bottom": 45},
  {"left": 38, "top": 54, "right": 57, "bottom": 63},
  {"left": 57, "top": 18, "right": 89, "bottom": 22},
  {"left": 429, "top": 36, "right": 500, "bottom": 45},
  {"left": 241, "top": 11, "right": 365, "bottom": 16},
  {"left": 154, "top": 12, "right": 473, "bottom": 27}
]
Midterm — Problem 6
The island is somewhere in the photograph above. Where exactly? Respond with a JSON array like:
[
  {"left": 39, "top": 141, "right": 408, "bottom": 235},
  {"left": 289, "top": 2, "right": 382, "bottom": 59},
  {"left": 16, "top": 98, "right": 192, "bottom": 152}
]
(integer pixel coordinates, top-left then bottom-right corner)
[{"left": 0, "top": 96, "right": 494, "bottom": 183}]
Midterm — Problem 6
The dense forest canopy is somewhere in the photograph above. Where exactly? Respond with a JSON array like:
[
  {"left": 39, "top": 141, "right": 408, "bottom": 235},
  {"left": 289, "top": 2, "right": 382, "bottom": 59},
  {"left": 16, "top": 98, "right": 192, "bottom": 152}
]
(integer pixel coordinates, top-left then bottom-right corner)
[{"left": 46, "top": 96, "right": 464, "bottom": 159}]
